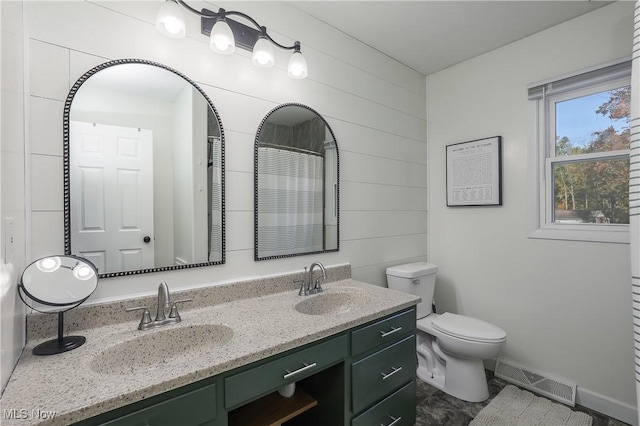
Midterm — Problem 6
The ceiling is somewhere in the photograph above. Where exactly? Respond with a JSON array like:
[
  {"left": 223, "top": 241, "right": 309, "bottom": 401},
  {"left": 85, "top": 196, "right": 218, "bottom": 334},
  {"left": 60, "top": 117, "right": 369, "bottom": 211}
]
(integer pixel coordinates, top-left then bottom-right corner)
[{"left": 289, "top": 1, "right": 611, "bottom": 76}]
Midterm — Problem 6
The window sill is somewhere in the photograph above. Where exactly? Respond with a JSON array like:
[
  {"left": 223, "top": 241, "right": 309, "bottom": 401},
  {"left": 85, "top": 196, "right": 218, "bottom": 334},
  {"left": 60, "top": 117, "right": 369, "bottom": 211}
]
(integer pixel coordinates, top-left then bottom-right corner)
[{"left": 528, "top": 227, "right": 629, "bottom": 244}]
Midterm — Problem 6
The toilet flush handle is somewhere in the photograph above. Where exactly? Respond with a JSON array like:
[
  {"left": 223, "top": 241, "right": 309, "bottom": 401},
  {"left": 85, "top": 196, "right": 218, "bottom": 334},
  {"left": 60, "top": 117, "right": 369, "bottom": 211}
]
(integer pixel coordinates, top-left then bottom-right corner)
[{"left": 412, "top": 279, "right": 420, "bottom": 285}]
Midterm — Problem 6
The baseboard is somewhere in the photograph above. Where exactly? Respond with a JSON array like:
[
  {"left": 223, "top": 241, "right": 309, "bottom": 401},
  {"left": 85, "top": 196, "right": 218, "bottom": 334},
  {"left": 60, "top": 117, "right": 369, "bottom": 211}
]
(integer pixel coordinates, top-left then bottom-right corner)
[
  {"left": 576, "top": 387, "right": 637, "bottom": 426},
  {"left": 486, "top": 360, "right": 637, "bottom": 425}
]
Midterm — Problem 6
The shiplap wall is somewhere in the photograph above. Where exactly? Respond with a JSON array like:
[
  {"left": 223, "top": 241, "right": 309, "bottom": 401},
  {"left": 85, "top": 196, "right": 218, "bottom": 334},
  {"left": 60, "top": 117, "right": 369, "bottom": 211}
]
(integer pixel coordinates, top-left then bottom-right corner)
[
  {"left": 25, "top": 0, "right": 427, "bottom": 303},
  {"left": 0, "top": 0, "right": 27, "bottom": 392}
]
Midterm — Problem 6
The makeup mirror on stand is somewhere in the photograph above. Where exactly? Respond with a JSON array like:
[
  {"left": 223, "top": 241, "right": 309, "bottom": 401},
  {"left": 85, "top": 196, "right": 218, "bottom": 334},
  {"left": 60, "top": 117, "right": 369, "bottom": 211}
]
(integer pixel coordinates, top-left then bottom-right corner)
[{"left": 18, "top": 255, "right": 98, "bottom": 355}]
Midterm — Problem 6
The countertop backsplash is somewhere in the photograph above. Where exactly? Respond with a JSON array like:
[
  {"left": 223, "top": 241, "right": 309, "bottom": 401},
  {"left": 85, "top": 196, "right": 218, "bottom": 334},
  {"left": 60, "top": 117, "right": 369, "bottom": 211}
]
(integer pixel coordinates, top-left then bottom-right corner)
[{"left": 27, "top": 264, "right": 352, "bottom": 340}]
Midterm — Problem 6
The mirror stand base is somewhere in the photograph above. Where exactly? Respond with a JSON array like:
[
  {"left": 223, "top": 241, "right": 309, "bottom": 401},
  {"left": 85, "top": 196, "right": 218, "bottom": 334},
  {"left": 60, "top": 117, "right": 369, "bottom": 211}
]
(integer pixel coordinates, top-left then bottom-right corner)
[{"left": 32, "top": 336, "right": 86, "bottom": 356}]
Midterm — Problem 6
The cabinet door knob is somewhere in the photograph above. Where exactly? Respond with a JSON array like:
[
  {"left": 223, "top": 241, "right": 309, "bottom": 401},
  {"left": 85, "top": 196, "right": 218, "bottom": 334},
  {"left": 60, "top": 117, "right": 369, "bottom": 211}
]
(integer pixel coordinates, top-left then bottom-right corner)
[{"left": 143, "top": 236, "right": 151, "bottom": 243}]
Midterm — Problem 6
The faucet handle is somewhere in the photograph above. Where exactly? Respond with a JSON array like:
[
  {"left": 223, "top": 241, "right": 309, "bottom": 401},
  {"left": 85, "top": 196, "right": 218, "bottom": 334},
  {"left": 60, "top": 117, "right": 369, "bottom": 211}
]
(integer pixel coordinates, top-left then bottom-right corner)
[
  {"left": 169, "top": 298, "right": 192, "bottom": 320},
  {"left": 294, "top": 279, "right": 305, "bottom": 295},
  {"left": 126, "top": 306, "right": 152, "bottom": 329},
  {"left": 297, "top": 267, "right": 309, "bottom": 296},
  {"left": 314, "top": 278, "right": 324, "bottom": 293}
]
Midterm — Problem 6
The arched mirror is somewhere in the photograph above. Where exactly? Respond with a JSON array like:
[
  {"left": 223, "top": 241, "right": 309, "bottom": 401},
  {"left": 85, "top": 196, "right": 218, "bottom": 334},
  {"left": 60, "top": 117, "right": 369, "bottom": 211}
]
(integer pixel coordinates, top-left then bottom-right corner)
[
  {"left": 64, "top": 59, "right": 224, "bottom": 278},
  {"left": 255, "top": 103, "right": 339, "bottom": 260}
]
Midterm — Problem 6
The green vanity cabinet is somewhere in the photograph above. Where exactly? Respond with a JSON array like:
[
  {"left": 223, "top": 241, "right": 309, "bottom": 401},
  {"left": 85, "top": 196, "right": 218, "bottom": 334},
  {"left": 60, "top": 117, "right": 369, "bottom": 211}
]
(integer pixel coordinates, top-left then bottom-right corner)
[
  {"left": 351, "top": 309, "right": 416, "bottom": 357},
  {"left": 351, "top": 336, "right": 416, "bottom": 414},
  {"left": 225, "top": 334, "right": 348, "bottom": 409},
  {"left": 351, "top": 381, "right": 416, "bottom": 426},
  {"left": 101, "top": 384, "right": 218, "bottom": 426},
  {"left": 349, "top": 309, "right": 417, "bottom": 425},
  {"left": 75, "top": 381, "right": 220, "bottom": 426},
  {"left": 75, "top": 307, "right": 417, "bottom": 426}
]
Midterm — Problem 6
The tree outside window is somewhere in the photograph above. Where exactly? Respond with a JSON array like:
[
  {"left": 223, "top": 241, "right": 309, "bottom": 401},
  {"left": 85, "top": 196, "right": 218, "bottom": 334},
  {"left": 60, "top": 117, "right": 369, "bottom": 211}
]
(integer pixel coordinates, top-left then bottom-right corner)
[{"left": 552, "top": 85, "right": 630, "bottom": 226}]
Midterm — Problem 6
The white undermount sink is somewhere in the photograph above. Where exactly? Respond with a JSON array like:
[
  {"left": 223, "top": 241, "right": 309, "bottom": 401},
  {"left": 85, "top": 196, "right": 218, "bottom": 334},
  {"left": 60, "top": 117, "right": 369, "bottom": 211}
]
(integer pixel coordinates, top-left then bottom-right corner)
[
  {"left": 294, "top": 288, "right": 374, "bottom": 316},
  {"left": 90, "top": 324, "right": 233, "bottom": 375}
]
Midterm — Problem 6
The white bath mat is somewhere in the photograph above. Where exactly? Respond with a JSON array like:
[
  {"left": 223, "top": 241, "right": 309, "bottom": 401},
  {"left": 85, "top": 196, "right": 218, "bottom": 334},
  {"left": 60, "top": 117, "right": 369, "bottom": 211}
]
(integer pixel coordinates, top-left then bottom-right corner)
[{"left": 470, "top": 385, "right": 592, "bottom": 426}]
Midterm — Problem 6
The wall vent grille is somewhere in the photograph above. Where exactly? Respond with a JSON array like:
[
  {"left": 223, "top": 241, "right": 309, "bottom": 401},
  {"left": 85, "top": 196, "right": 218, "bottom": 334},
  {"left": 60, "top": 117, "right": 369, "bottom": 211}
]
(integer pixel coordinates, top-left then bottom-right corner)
[{"left": 494, "top": 358, "right": 577, "bottom": 406}]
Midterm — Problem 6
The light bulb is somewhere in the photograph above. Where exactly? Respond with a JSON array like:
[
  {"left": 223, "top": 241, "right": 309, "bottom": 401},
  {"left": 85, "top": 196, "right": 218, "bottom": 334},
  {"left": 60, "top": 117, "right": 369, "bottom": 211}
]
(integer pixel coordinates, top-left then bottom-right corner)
[
  {"left": 288, "top": 50, "right": 308, "bottom": 79},
  {"left": 210, "top": 19, "right": 235, "bottom": 55},
  {"left": 252, "top": 37, "right": 275, "bottom": 68},
  {"left": 36, "top": 256, "right": 61, "bottom": 273},
  {"left": 163, "top": 17, "right": 183, "bottom": 36},
  {"left": 156, "top": 0, "right": 186, "bottom": 39},
  {"left": 73, "top": 264, "right": 95, "bottom": 281}
]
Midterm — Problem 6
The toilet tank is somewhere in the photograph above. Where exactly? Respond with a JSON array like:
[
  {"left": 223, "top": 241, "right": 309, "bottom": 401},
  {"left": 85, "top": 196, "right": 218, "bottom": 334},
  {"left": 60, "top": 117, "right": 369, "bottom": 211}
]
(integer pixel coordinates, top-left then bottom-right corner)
[{"left": 386, "top": 262, "right": 438, "bottom": 319}]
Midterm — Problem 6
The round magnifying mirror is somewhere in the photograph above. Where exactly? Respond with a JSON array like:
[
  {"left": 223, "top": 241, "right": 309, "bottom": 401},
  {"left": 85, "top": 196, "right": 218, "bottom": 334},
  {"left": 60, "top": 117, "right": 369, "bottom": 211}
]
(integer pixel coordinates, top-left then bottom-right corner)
[
  {"left": 21, "top": 255, "right": 98, "bottom": 309},
  {"left": 18, "top": 255, "right": 98, "bottom": 355}
]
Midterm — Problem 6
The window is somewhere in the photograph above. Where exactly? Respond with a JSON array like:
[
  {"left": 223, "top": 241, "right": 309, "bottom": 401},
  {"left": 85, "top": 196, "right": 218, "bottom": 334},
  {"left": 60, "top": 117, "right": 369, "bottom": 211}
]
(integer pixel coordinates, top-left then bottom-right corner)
[{"left": 528, "top": 61, "right": 631, "bottom": 243}]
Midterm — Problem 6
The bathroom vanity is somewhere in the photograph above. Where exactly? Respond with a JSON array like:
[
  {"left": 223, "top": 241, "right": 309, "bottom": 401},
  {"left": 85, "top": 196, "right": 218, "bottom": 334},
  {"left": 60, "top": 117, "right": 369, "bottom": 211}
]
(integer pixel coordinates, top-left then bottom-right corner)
[
  {"left": 76, "top": 308, "right": 416, "bottom": 426},
  {"left": 1, "top": 269, "right": 419, "bottom": 426}
]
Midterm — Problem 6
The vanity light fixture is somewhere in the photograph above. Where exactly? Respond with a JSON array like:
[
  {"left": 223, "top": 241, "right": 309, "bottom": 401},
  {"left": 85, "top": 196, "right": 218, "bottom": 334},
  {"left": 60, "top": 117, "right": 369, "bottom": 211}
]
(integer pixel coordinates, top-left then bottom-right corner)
[
  {"left": 155, "top": 0, "right": 186, "bottom": 39},
  {"left": 155, "top": 0, "right": 308, "bottom": 79}
]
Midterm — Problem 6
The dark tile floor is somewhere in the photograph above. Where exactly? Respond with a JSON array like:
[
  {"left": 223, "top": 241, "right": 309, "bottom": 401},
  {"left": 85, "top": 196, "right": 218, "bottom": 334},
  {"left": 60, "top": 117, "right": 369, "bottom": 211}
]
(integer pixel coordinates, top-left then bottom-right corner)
[{"left": 415, "top": 371, "right": 631, "bottom": 426}]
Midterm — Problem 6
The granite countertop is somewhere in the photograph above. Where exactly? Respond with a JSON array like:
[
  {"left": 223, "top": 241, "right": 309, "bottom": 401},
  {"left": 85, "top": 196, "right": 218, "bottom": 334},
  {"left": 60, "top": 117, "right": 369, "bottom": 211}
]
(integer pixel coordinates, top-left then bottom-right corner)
[{"left": 0, "top": 278, "right": 419, "bottom": 425}]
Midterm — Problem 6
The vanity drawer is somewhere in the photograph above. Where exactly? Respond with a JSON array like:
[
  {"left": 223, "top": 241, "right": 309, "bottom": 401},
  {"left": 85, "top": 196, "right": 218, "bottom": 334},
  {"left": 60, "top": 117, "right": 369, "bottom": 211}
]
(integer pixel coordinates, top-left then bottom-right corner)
[
  {"left": 101, "top": 383, "right": 217, "bottom": 426},
  {"left": 351, "top": 335, "right": 416, "bottom": 414},
  {"left": 351, "top": 380, "right": 416, "bottom": 426},
  {"left": 351, "top": 308, "right": 415, "bottom": 357},
  {"left": 225, "top": 334, "right": 348, "bottom": 409}
]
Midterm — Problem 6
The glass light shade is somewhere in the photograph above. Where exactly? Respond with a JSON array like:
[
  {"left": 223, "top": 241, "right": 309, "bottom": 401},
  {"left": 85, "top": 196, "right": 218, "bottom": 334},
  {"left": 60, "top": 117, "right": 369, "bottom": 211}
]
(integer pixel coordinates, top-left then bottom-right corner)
[
  {"left": 155, "top": 1, "right": 186, "bottom": 39},
  {"left": 252, "top": 38, "right": 275, "bottom": 68},
  {"left": 209, "top": 20, "right": 235, "bottom": 55},
  {"left": 287, "top": 51, "right": 308, "bottom": 79}
]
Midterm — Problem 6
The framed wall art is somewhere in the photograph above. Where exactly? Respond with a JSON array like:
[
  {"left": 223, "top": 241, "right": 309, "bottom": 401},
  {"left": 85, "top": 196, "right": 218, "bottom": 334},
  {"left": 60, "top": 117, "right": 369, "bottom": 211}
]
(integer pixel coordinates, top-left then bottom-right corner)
[{"left": 446, "top": 136, "right": 502, "bottom": 207}]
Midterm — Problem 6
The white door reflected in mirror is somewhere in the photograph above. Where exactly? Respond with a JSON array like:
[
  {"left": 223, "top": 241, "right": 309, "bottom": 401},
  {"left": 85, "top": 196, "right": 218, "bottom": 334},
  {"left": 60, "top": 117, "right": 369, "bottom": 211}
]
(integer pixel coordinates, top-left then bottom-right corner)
[
  {"left": 64, "top": 60, "right": 225, "bottom": 277},
  {"left": 70, "top": 122, "right": 155, "bottom": 273}
]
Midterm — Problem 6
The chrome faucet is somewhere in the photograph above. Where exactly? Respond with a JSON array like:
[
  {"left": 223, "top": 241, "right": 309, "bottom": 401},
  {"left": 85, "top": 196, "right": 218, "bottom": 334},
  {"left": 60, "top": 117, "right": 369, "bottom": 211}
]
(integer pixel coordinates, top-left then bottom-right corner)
[
  {"left": 308, "top": 262, "right": 327, "bottom": 294},
  {"left": 156, "top": 282, "right": 171, "bottom": 322},
  {"left": 126, "top": 282, "right": 191, "bottom": 330}
]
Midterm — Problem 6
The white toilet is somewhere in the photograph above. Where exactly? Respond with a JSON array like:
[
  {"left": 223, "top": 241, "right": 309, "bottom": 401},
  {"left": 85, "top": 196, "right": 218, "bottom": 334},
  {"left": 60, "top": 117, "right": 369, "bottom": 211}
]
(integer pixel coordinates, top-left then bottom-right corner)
[{"left": 386, "top": 262, "right": 507, "bottom": 403}]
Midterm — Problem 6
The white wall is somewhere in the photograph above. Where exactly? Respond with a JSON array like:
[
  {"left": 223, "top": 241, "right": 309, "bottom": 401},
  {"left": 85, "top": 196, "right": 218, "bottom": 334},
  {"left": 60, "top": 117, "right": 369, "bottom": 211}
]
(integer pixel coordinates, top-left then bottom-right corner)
[
  {"left": 25, "top": 0, "right": 427, "bottom": 300},
  {"left": 173, "top": 85, "right": 196, "bottom": 264},
  {"left": 0, "top": 0, "right": 27, "bottom": 392},
  {"left": 427, "top": 2, "right": 635, "bottom": 422}
]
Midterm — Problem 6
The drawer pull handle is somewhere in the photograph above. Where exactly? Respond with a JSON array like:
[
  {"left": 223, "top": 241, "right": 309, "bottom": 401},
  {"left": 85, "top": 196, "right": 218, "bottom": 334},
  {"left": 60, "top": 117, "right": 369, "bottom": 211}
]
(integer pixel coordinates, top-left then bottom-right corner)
[
  {"left": 283, "top": 362, "right": 317, "bottom": 379},
  {"left": 380, "top": 326, "right": 402, "bottom": 338},
  {"left": 381, "top": 415, "right": 402, "bottom": 426},
  {"left": 380, "top": 366, "right": 403, "bottom": 381}
]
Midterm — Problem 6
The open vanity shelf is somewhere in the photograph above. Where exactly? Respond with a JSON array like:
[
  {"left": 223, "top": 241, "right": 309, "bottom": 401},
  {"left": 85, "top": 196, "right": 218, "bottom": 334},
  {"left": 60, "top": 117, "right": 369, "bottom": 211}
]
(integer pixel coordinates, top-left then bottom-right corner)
[{"left": 228, "top": 388, "right": 317, "bottom": 426}]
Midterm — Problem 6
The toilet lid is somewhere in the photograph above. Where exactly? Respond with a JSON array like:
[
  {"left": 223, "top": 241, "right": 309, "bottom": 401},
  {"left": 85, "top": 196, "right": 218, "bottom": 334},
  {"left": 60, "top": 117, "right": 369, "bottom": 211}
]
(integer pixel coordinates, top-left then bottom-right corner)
[{"left": 431, "top": 313, "right": 506, "bottom": 343}]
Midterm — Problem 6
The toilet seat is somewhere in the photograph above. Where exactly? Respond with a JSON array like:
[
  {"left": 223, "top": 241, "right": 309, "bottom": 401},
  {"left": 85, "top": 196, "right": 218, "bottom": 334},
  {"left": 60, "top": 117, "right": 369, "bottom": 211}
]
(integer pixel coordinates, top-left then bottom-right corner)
[{"left": 431, "top": 313, "right": 506, "bottom": 343}]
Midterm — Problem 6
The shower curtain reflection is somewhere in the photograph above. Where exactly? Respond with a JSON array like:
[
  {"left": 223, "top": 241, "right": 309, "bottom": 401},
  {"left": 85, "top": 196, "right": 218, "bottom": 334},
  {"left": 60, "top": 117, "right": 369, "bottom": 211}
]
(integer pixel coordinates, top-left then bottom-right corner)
[
  {"left": 208, "top": 135, "right": 222, "bottom": 262},
  {"left": 257, "top": 146, "right": 324, "bottom": 257}
]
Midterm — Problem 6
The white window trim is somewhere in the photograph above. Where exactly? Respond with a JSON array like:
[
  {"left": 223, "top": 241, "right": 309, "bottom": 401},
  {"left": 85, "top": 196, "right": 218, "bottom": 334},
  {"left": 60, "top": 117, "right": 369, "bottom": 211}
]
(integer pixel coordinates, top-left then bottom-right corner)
[{"left": 527, "top": 60, "right": 631, "bottom": 244}]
